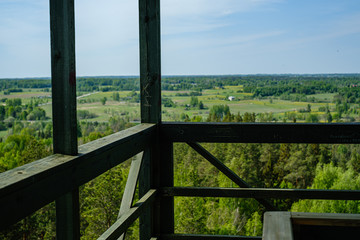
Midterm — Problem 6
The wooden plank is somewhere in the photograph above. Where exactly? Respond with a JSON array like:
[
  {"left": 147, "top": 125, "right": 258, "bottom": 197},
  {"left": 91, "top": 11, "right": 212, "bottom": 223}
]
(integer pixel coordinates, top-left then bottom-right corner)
[
  {"left": 187, "top": 142, "right": 277, "bottom": 211},
  {"left": 139, "top": 149, "right": 153, "bottom": 239},
  {"left": 291, "top": 212, "right": 360, "bottom": 227},
  {"left": 139, "top": 0, "right": 161, "bottom": 238},
  {"left": 49, "top": 0, "right": 78, "bottom": 238},
  {"left": 161, "top": 122, "right": 360, "bottom": 143},
  {"left": 139, "top": 0, "right": 161, "bottom": 124},
  {"left": 154, "top": 141, "right": 174, "bottom": 234},
  {"left": 50, "top": 0, "right": 77, "bottom": 155},
  {"left": 55, "top": 189, "right": 80, "bottom": 240},
  {"left": 0, "top": 124, "right": 155, "bottom": 229},
  {"left": 161, "top": 234, "right": 262, "bottom": 240},
  {"left": 263, "top": 212, "right": 293, "bottom": 240},
  {"left": 98, "top": 189, "right": 157, "bottom": 240},
  {"left": 161, "top": 187, "right": 360, "bottom": 200},
  {"left": 118, "top": 152, "right": 144, "bottom": 240}
]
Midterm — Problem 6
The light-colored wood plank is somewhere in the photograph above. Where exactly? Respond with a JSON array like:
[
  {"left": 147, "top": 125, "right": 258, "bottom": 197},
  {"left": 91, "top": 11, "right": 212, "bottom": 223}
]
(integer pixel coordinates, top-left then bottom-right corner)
[{"left": 263, "top": 212, "right": 293, "bottom": 240}]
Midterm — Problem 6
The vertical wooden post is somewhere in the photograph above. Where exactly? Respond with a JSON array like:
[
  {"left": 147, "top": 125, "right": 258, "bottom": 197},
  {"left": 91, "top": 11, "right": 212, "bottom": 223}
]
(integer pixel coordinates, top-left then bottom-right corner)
[
  {"left": 139, "top": 0, "right": 161, "bottom": 124},
  {"left": 155, "top": 140, "right": 174, "bottom": 234},
  {"left": 50, "top": 0, "right": 79, "bottom": 239},
  {"left": 139, "top": 0, "right": 174, "bottom": 239}
]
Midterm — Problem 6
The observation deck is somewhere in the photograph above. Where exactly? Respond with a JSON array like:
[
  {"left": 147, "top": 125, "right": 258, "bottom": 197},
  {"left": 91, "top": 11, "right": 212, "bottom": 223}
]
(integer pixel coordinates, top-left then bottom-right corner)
[{"left": 1, "top": 0, "right": 360, "bottom": 239}]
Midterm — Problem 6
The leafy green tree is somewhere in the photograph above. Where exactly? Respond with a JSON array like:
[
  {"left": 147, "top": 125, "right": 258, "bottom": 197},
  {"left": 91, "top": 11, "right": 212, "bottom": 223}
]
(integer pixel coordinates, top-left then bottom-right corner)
[
  {"left": 190, "top": 96, "right": 199, "bottom": 107},
  {"left": 113, "top": 92, "right": 120, "bottom": 101},
  {"left": 291, "top": 163, "right": 360, "bottom": 213},
  {"left": 305, "top": 114, "right": 319, "bottom": 123},
  {"left": 244, "top": 212, "right": 263, "bottom": 236},
  {"left": 101, "top": 97, "right": 107, "bottom": 105},
  {"left": 81, "top": 165, "right": 129, "bottom": 239}
]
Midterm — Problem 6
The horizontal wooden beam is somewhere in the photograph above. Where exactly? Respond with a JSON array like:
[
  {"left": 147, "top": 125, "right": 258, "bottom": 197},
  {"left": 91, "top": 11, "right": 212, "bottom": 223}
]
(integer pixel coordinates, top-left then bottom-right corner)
[
  {"left": 0, "top": 124, "right": 156, "bottom": 229},
  {"left": 98, "top": 189, "right": 157, "bottom": 240},
  {"left": 161, "top": 234, "right": 261, "bottom": 240},
  {"left": 161, "top": 122, "right": 360, "bottom": 143},
  {"left": 161, "top": 187, "right": 360, "bottom": 200}
]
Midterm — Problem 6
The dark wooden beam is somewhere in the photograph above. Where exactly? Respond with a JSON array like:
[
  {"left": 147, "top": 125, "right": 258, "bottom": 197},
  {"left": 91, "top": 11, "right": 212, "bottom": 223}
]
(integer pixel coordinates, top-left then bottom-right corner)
[
  {"left": 118, "top": 152, "right": 144, "bottom": 240},
  {"left": 290, "top": 212, "right": 360, "bottom": 227},
  {"left": 139, "top": 149, "right": 153, "bottom": 239},
  {"left": 154, "top": 141, "right": 174, "bottom": 234},
  {"left": 56, "top": 190, "right": 80, "bottom": 240},
  {"left": 139, "top": 0, "right": 161, "bottom": 124},
  {"left": 187, "top": 142, "right": 277, "bottom": 211},
  {"left": 0, "top": 124, "right": 155, "bottom": 229},
  {"left": 161, "top": 187, "right": 360, "bottom": 200},
  {"left": 98, "top": 189, "right": 157, "bottom": 240},
  {"left": 161, "top": 122, "right": 360, "bottom": 143},
  {"left": 50, "top": 0, "right": 77, "bottom": 155},
  {"left": 161, "top": 234, "right": 262, "bottom": 240},
  {"left": 139, "top": 0, "right": 161, "bottom": 238},
  {"left": 49, "top": 0, "right": 78, "bottom": 238}
]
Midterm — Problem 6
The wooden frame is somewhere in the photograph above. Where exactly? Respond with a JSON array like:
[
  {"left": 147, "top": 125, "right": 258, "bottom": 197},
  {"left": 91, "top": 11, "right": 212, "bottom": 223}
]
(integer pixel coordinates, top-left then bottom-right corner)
[{"left": 1, "top": 0, "right": 360, "bottom": 239}]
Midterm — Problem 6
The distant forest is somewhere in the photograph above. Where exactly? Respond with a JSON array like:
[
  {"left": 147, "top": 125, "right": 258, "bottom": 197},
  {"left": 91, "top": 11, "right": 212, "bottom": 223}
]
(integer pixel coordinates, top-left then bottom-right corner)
[{"left": 1, "top": 74, "right": 360, "bottom": 93}]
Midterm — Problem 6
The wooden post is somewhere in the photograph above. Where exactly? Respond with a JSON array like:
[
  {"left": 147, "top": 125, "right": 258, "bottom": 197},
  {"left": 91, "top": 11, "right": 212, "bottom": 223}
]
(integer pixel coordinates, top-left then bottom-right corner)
[
  {"left": 139, "top": 0, "right": 174, "bottom": 239},
  {"left": 50, "top": 0, "right": 79, "bottom": 239},
  {"left": 155, "top": 140, "right": 174, "bottom": 234},
  {"left": 139, "top": 0, "right": 161, "bottom": 124}
]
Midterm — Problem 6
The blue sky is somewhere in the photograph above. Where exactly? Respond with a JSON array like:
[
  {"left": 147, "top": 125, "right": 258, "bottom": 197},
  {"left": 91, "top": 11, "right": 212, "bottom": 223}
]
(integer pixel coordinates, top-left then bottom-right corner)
[{"left": 0, "top": 0, "right": 359, "bottom": 78}]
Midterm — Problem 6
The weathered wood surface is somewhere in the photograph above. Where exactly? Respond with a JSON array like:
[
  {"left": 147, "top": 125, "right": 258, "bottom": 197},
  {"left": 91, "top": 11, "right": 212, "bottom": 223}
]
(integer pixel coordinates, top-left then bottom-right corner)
[
  {"left": 161, "top": 234, "right": 262, "bottom": 240},
  {"left": 263, "top": 212, "right": 293, "bottom": 240},
  {"left": 291, "top": 212, "right": 360, "bottom": 227},
  {"left": 98, "top": 189, "right": 157, "bottom": 240},
  {"left": 56, "top": 190, "right": 80, "bottom": 240},
  {"left": 161, "top": 122, "right": 360, "bottom": 143},
  {"left": 187, "top": 142, "right": 277, "bottom": 211},
  {"left": 139, "top": 0, "right": 161, "bottom": 124},
  {"left": 161, "top": 187, "right": 360, "bottom": 200},
  {"left": 50, "top": 0, "right": 78, "bottom": 237},
  {"left": 0, "top": 124, "right": 155, "bottom": 229},
  {"left": 118, "top": 152, "right": 144, "bottom": 240},
  {"left": 139, "top": 0, "right": 161, "bottom": 238},
  {"left": 139, "top": 149, "right": 153, "bottom": 239},
  {"left": 50, "top": 0, "right": 77, "bottom": 155},
  {"left": 154, "top": 141, "right": 174, "bottom": 234}
]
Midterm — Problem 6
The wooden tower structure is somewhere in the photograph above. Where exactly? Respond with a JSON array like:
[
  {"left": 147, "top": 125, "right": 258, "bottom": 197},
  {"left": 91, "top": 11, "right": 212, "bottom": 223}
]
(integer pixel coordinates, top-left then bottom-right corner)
[{"left": 1, "top": 0, "right": 360, "bottom": 239}]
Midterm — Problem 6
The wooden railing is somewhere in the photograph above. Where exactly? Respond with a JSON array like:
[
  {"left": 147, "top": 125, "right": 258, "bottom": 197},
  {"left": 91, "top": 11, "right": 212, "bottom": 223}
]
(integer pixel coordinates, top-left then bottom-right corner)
[
  {"left": 2, "top": 0, "right": 360, "bottom": 239},
  {"left": 0, "top": 124, "right": 155, "bottom": 230},
  {"left": 2, "top": 122, "right": 360, "bottom": 239}
]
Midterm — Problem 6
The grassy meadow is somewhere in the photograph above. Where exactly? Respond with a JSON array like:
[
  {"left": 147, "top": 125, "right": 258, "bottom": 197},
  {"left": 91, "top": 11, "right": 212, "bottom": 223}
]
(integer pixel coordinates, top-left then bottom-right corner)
[{"left": 0, "top": 85, "right": 341, "bottom": 123}]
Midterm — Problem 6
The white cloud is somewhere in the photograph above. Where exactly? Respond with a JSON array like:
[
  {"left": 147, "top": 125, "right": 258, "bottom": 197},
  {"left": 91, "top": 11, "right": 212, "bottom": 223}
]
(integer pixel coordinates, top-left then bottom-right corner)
[{"left": 161, "top": 0, "right": 284, "bottom": 35}]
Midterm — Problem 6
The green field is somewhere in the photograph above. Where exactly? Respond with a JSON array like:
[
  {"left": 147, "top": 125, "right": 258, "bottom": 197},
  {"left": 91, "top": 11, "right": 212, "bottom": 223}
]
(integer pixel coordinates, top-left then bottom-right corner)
[{"left": 0, "top": 86, "right": 347, "bottom": 123}]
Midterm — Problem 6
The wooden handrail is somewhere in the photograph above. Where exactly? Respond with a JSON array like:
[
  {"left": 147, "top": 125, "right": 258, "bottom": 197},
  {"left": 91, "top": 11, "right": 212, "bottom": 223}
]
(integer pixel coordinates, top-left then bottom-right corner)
[{"left": 0, "top": 123, "right": 156, "bottom": 229}]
